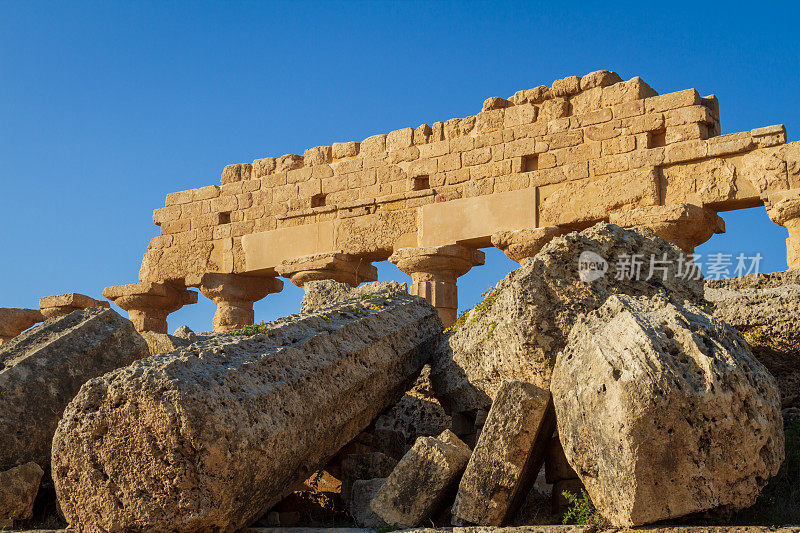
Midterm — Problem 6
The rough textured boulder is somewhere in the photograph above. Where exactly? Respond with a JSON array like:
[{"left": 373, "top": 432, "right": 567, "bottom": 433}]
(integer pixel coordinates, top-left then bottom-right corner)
[
  {"left": 370, "top": 429, "right": 471, "bottom": 527},
  {"left": 301, "top": 279, "right": 408, "bottom": 313},
  {"left": 706, "top": 270, "right": 800, "bottom": 408},
  {"left": 0, "top": 307, "right": 149, "bottom": 472},
  {"left": 52, "top": 288, "right": 441, "bottom": 532},
  {"left": 452, "top": 380, "right": 553, "bottom": 526},
  {"left": 0, "top": 462, "right": 44, "bottom": 520},
  {"left": 432, "top": 223, "right": 704, "bottom": 414},
  {"left": 551, "top": 295, "right": 784, "bottom": 526}
]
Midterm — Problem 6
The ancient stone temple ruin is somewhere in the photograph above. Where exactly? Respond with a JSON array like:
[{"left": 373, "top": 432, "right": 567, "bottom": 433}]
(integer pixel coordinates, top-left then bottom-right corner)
[{"left": 103, "top": 70, "right": 800, "bottom": 332}]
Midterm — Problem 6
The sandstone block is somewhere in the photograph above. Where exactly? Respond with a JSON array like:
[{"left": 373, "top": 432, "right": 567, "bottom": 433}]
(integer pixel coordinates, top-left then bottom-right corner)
[
  {"left": 551, "top": 76, "right": 581, "bottom": 97},
  {"left": 0, "top": 308, "right": 148, "bottom": 472},
  {"left": 0, "top": 462, "right": 44, "bottom": 520},
  {"left": 277, "top": 154, "right": 304, "bottom": 172},
  {"left": 370, "top": 429, "right": 472, "bottom": 527},
  {"left": 432, "top": 223, "right": 704, "bottom": 415},
  {"left": 140, "top": 331, "right": 190, "bottom": 356},
  {"left": 601, "top": 77, "right": 657, "bottom": 107},
  {"left": 0, "top": 308, "right": 44, "bottom": 343},
  {"left": 52, "top": 288, "right": 441, "bottom": 532},
  {"left": 552, "top": 295, "right": 784, "bottom": 526},
  {"left": 252, "top": 157, "right": 277, "bottom": 178},
  {"left": 482, "top": 96, "right": 509, "bottom": 111},
  {"left": 452, "top": 380, "right": 554, "bottom": 526},
  {"left": 579, "top": 70, "right": 623, "bottom": 90},
  {"left": 39, "top": 292, "right": 109, "bottom": 318}
]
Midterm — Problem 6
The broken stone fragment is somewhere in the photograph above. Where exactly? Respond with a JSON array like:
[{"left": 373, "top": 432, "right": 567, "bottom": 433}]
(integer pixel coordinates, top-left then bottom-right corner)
[
  {"left": 301, "top": 279, "right": 409, "bottom": 314},
  {"left": 370, "top": 429, "right": 472, "bottom": 527},
  {"left": 0, "top": 307, "right": 149, "bottom": 472},
  {"left": 452, "top": 380, "right": 554, "bottom": 526},
  {"left": 551, "top": 294, "right": 784, "bottom": 526},
  {"left": 140, "top": 331, "right": 190, "bottom": 356},
  {"left": 52, "top": 288, "right": 441, "bottom": 532},
  {"left": 38, "top": 292, "right": 110, "bottom": 319},
  {"left": 0, "top": 307, "right": 44, "bottom": 344},
  {"left": 0, "top": 462, "right": 44, "bottom": 520},
  {"left": 432, "top": 223, "right": 706, "bottom": 415}
]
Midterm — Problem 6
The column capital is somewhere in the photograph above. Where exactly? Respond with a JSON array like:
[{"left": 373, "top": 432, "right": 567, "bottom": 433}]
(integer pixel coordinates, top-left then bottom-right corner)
[
  {"left": 0, "top": 308, "right": 45, "bottom": 344},
  {"left": 491, "top": 227, "right": 565, "bottom": 264},
  {"left": 102, "top": 282, "right": 198, "bottom": 334},
  {"left": 276, "top": 252, "right": 377, "bottom": 288},
  {"left": 193, "top": 273, "right": 283, "bottom": 333},
  {"left": 609, "top": 203, "right": 725, "bottom": 254},
  {"left": 39, "top": 293, "right": 110, "bottom": 319},
  {"left": 388, "top": 245, "right": 485, "bottom": 279},
  {"left": 765, "top": 189, "right": 800, "bottom": 269},
  {"left": 389, "top": 244, "right": 484, "bottom": 328}
]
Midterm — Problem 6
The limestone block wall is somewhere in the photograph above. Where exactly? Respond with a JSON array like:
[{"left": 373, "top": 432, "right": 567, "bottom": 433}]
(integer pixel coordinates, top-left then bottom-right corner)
[{"left": 141, "top": 70, "right": 799, "bottom": 285}]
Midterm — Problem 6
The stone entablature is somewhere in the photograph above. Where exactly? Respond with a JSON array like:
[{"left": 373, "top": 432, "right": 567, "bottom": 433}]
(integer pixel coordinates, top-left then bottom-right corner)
[{"left": 110, "top": 70, "right": 800, "bottom": 331}]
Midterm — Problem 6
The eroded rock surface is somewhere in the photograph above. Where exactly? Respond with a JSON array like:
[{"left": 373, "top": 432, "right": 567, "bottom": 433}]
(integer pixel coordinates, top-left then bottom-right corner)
[
  {"left": 52, "top": 288, "right": 441, "bottom": 532},
  {"left": 551, "top": 295, "right": 784, "bottom": 526},
  {"left": 371, "top": 429, "right": 472, "bottom": 527},
  {"left": 0, "top": 307, "right": 148, "bottom": 472},
  {"left": 301, "top": 279, "right": 409, "bottom": 314},
  {"left": 453, "top": 380, "right": 553, "bottom": 526},
  {"left": 0, "top": 462, "right": 44, "bottom": 520},
  {"left": 433, "top": 223, "right": 705, "bottom": 414},
  {"left": 706, "top": 270, "right": 800, "bottom": 408}
]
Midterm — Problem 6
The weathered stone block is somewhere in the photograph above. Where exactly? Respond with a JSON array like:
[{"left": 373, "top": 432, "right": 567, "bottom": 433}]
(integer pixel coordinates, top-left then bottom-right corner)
[
  {"left": 370, "top": 429, "right": 471, "bottom": 527},
  {"left": 53, "top": 289, "right": 441, "bottom": 532},
  {"left": 432, "top": 223, "right": 704, "bottom": 415},
  {"left": 0, "top": 308, "right": 148, "bottom": 473},
  {"left": 452, "top": 380, "right": 554, "bottom": 526},
  {"left": 552, "top": 295, "right": 784, "bottom": 526},
  {"left": 0, "top": 462, "right": 43, "bottom": 520}
]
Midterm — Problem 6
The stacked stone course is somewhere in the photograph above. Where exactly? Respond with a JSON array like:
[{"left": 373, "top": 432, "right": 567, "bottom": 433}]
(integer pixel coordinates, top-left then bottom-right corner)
[{"left": 106, "top": 70, "right": 800, "bottom": 331}]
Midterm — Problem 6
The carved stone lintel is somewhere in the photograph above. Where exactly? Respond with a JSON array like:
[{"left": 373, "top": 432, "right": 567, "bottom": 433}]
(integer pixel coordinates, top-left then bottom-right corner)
[
  {"left": 765, "top": 189, "right": 800, "bottom": 269},
  {"left": 0, "top": 308, "right": 45, "bottom": 344},
  {"left": 609, "top": 203, "right": 725, "bottom": 254},
  {"left": 389, "top": 245, "right": 485, "bottom": 327},
  {"left": 276, "top": 252, "right": 377, "bottom": 288},
  {"left": 491, "top": 227, "right": 566, "bottom": 264},
  {"left": 194, "top": 273, "right": 283, "bottom": 333},
  {"left": 39, "top": 293, "right": 110, "bottom": 319},
  {"left": 102, "top": 282, "right": 198, "bottom": 334}
]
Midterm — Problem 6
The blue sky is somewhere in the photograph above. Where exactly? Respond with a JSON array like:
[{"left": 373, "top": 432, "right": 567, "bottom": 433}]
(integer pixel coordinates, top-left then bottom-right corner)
[{"left": 1, "top": 1, "right": 798, "bottom": 333}]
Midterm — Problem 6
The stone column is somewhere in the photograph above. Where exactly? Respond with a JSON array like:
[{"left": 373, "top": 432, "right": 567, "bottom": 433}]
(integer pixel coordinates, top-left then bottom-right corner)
[
  {"left": 389, "top": 245, "right": 485, "bottom": 327},
  {"left": 609, "top": 203, "right": 725, "bottom": 254},
  {"left": 195, "top": 273, "right": 283, "bottom": 333},
  {"left": 0, "top": 308, "right": 44, "bottom": 344},
  {"left": 39, "top": 293, "right": 110, "bottom": 319},
  {"left": 491, "top": 227, "right": 565, "bottom": 264},
  {"left": 102, "top": 282, "right": 198, "bottom": 334},
  {"left": 765, "top": 189, "right": 800, "bottom": 269},
  {"left": 276, "top": 252, "right": 378, "bottom": 288}
]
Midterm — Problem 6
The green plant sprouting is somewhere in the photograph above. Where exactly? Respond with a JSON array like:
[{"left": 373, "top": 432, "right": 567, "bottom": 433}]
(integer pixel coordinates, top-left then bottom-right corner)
[{"left": 561, "top": 489, "right": 607, "bottom": 528}]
